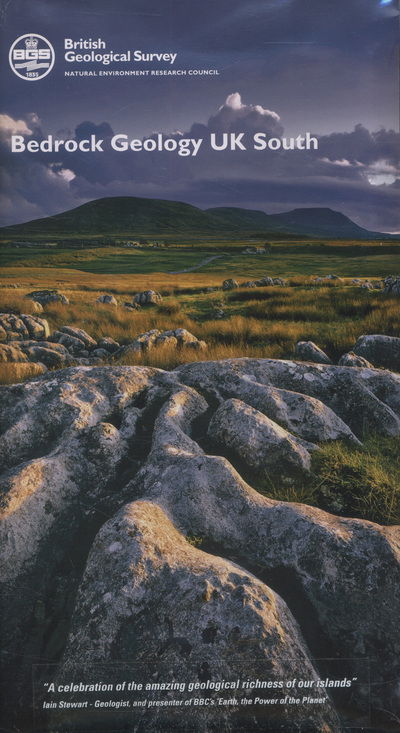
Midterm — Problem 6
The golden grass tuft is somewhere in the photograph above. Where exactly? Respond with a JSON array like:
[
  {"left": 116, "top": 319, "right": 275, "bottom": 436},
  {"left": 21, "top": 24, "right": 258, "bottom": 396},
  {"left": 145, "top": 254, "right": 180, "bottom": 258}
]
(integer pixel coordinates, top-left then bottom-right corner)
[{"left": 0, "top": 362, "right": 47, "bottom": 385}]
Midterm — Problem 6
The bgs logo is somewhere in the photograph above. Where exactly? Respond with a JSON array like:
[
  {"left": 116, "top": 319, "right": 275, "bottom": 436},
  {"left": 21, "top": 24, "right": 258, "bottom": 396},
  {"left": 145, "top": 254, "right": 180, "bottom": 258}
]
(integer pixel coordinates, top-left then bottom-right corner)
[{"left": 9, "top": 34, "right": 55, "bottom": 80}]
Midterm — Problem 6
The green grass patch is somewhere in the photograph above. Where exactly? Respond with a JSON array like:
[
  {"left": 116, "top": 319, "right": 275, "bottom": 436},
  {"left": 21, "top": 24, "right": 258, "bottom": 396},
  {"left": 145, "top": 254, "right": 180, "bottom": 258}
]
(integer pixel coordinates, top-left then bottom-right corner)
[
  {"left": 259, "top": 436, "right": 400, "bottom": 525},
  {"left": 1, "top": 241, "right": 400, "bottom": 278}
]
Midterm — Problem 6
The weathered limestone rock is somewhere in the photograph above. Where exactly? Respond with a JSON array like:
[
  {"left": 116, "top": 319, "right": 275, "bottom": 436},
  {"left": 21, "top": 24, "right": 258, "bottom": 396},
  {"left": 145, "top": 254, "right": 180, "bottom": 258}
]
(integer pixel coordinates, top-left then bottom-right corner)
[
  {"left": 175, "top": 364, "right": 359, "bottom": 444},
  {"left": 0, "top": 340, "right": 74, "bottom": 367},
  {"left": 91, "top": 348, "right": 110, "bottom": 359},
  {"left": 51, "top": 330, "right": 90, "bottom": 357},
  {"left": 0, "top": 366, "right": 160, "bottom": 728},
  {"left": 97, "top": 336, "right": 120, "bottom": 353},
  {"left": 123, "top": 300, "right": 140, "bottom": 311},
  {"left": 0, "top": 313, "right": 50, "bottom": 341},
  {"left": 134, "top": 373, "right": 400, "bottom": 716},
  {"left": 213, "top": 308, "right": 225, "bottom": 319},
  {"left": 255, "top": 276, "right": 274, "bottom": 286},
  {"left": 59, "top": 326, "right": 97, "bottom": 350},
  {"left": 384, "top": 275, "right": 400, "bottom": 296},
  {"left": 0, "top": 343, "right": 29, "bottom": 363},
  {"left": 208, "top": 398, "right": 315, "bottom": 481},
  {"left": 133, "top": 290, "right": 162, "bottom": 305},
  {"left": 55, "top": 500, "right": 339, "bottom": 732},
  {"left": 114, "top": 329, "right": 207, "bottom": 358},
  {"left": 352, "top": 334, "right": 400, "bottom": 371},
  {"left": 96, "top": 293, "right": 118, "bottom": 305},
  {"left": 21, "top": 344, "right": 74, "bottom": 369},
  {"left": 338, "top": 351, "right": 373, "bottom": 368},
  {"left": 0, "top": 314, "right": 28, "bottom": 338},
  {"left": 175, "top": 358, "right": 400, "bottom": 439},
  {"left": 294, "top": 341, "right": 332, "bottom": 365},
  {"left": 222, "top": 279, "right": 239, "bottom": 290},
  {"left": 25, "top": 289, "right": 69, "bottom": 305},
  {"left": 1, "top": 359, "right": 400, "bottom": 731}
]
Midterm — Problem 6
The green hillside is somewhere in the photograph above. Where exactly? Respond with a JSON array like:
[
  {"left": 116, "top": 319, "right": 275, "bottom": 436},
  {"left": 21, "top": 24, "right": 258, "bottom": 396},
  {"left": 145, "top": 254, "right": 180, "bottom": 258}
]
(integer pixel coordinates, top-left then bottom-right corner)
[{"left": 0, "top": 196, "right": 392, "bottom": 241}]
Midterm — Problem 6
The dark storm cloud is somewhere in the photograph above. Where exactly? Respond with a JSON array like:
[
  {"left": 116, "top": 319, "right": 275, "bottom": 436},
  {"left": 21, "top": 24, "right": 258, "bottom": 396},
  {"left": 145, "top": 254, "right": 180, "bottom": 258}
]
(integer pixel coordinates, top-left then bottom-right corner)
[
  {"left": 7, "top": 0, "right": 397, "bottom": 51},
  {"left": 1, "top": 0, "right": 397, "bottom": 142},
  {"left": 0, "top": 90, "right": 398, "bottom": 231},
  {"left": 0, "top": 1, "right": 398, "bottom": 230}
]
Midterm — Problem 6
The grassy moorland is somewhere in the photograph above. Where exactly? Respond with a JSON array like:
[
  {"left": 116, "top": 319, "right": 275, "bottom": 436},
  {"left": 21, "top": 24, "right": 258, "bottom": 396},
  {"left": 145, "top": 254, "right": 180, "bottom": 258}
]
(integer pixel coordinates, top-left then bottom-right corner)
[
  {"left": 0, "top": 276, "right": 398, "bottom": 368},
  {"left": 1, "top": 241, "right": 400, "bottom": 277},
  {"left": 1, "top": 241, "right": 399, "bottom": 524}
]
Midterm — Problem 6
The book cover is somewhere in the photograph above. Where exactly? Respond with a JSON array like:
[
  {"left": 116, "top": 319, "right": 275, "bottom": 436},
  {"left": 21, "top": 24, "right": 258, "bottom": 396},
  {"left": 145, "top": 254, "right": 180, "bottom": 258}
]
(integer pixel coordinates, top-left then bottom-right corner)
[{"left": 0, "top": 1, "right": 399, "bottom": 732}]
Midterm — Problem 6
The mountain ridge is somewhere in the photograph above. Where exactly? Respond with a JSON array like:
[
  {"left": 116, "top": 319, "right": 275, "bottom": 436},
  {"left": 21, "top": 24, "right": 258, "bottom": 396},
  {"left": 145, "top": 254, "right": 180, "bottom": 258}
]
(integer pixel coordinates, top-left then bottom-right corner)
[{"left": 0, "top": 196, "right": 393, "bottom": 240}]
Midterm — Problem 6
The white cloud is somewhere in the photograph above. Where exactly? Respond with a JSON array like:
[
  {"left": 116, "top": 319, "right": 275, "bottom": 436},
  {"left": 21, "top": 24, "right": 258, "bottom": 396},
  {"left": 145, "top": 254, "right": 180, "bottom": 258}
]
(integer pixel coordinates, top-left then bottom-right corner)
[
  {"left": 320, "top": 157, "right": 364, "bottom": 168},
  {"left": 221, "top": 92, "right": 281, "bottom": 122},
  {"left": 0, "top": 114, "right": 32, "bottom": 141}
]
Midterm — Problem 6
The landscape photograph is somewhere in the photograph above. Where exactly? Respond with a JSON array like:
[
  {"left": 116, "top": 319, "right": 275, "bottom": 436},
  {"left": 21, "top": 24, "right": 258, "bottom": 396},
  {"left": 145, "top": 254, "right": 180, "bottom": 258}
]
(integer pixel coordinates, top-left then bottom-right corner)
[{"left": 1, "top": 1, "right": 400, "bottom": 732}]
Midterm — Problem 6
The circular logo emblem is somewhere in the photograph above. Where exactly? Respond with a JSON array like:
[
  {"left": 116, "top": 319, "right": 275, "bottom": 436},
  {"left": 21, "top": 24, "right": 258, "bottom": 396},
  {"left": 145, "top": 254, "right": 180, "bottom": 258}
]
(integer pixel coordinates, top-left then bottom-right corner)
[{"left": 9, "top": 34, "right": 55, "bottom": 81}]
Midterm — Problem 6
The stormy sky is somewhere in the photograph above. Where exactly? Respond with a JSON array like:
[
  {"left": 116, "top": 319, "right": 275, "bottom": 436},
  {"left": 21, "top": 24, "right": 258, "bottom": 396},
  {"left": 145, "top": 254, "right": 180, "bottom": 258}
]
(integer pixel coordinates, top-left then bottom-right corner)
[{"left": 0, "top": 0, "right": 399, "bottom": 231}]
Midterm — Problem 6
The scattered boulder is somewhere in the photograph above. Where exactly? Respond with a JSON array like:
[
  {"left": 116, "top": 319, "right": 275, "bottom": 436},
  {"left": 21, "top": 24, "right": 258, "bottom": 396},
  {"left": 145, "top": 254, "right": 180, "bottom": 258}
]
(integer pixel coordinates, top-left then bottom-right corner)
[
  {"left": 174, "top": 328, "right": 204, "bottom": 347},
  {"left": 338, "top": 351, "right": 373, "bottom": 368},
  {"left": 51, "top": 331, "right": 90, "bottom": 357},
  {"left": 0, "top": 343, "right": 29, "bottom": 363},
  {"left": 294, "top": 340, "right": 332, "bottom": 364},
  {"left": 208, "top": 398, "right": 315, "bottom": 481},
  {"left": 133, "top": 290, "right": 162, "bottom": 306},
  {"left": 255, "top": 276, "right": 274, "bottom": 286},
  {"left": 123, "top": 301, "right": 140, "bottom": 311},
  {"left": 114, "top": 329, "right": 207, "bottom": 358},
  {"left": 0, "top": 340, "right": 74, "bottom": 367},
  {"left": 97, "top": 337, "right": 120, "bottom": 353},
  {"left": 273, "top": 277, "right": 287, "bottom": 286},
  {"left": 222, "top": 279, "right": 238, "bottom": 290},
  {"left": 21, "top": 344, "right": 73, "bottom": 369},
  {"left": 154, "top": 333, "right": 178, "bottom": 348},
  {"left": 353, "top": 334, "right": 400, "bottom": 371},
  {"left": 90, "top": 348, "right": 110, "bottom": 359},
  {"left": 59, "top": 326, "right": 97, "bottom": 350},
  {"left": 25, "top": 289, "right": 69, "bottom": 305},
  {"left": 0, "top": 314, "right": 28, "bottom": 340},
  {"left": 384, "top": 275, "right": 400, "bottom": 296},
  {"left": 0, "top": 313, "right": 50, "bottom": 341},
  {"left": 212, "top": 308, "right": 225, "bottom": 319},
  {"left": 96, "top": 294, "right": 118, "bottom": 306},
  {"left": 242, "top": 280, "right": 257, "bottom": 288}
]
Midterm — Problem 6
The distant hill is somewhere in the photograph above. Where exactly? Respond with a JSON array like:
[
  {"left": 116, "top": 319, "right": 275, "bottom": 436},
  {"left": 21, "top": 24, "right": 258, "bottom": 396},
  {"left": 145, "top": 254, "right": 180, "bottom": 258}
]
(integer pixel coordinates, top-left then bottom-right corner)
[
  {"left": 0, "top": 196, "right": 392, "bottom": 240},
  {"left": 207, "top": 206, "right": 389, "bottom": 239}
]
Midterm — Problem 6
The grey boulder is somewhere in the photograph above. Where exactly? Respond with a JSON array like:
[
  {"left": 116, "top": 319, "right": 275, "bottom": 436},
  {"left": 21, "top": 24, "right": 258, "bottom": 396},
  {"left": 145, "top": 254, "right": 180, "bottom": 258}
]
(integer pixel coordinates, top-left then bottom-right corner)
[
  {"left": 208, "top": 398, "right": 315, "bottom": 482},
  {"left": 353, "top": 334, "right": 400, "bottom": 371},
  {"left": 294, "top": 341, "right": 332, "bottom": 365},
  {"left": 25, "top": 289, "right": 69, "bottom": 305}
]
